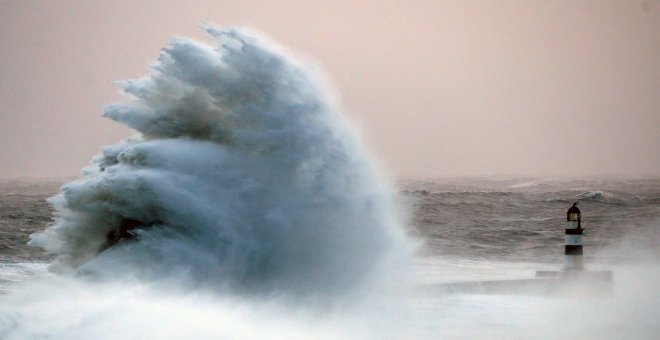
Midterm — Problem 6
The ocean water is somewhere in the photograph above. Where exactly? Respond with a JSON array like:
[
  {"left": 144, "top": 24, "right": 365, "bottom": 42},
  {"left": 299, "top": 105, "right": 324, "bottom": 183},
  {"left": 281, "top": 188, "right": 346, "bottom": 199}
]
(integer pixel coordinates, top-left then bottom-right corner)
[
  {"left": 1, "top": 27, "right": 658, "bottom": 338},
  {"left": 405, "top": 176, "right": 660, "bottom": 266},
  {"left": 404, "top": 177, "right": 660, "bottom": 338},
  {"left": 2, "top": 177, "right": 659, "bottom": 338}
]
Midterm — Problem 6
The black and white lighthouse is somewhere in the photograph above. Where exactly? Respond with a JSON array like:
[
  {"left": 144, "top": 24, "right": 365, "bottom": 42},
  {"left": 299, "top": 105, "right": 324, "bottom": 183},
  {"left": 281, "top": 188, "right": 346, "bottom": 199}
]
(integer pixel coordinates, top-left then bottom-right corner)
[
  {"left": 532, "top": 201, "right": 612, "bottom": 291},
  {"left": 565, "top": 202, "right": 583, "bottom": 270}
]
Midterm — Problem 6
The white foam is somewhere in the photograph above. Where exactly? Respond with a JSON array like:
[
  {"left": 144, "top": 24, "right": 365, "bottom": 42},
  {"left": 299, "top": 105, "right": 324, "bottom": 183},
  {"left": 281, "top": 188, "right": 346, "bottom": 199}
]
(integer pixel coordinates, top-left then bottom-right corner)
[{"left": 0, "top": 27, "right": 416, "bottom": 339}]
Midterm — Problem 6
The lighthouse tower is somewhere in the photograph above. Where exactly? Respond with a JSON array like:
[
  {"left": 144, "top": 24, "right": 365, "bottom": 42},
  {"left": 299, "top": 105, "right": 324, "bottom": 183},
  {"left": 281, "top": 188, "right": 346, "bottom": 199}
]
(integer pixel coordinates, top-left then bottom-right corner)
[
  {"left": 565, "top": 202, "right": 583, "bottom": 270},
  {"left": 533, "top": 201, "right": 612, "bottom": 290}
]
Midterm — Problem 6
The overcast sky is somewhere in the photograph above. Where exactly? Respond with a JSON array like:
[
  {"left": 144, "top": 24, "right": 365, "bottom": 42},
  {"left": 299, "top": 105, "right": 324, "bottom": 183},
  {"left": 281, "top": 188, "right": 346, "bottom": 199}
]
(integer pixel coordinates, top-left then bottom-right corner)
[{"left": 1, "top": 0, "right": 658, "bottom": 179}]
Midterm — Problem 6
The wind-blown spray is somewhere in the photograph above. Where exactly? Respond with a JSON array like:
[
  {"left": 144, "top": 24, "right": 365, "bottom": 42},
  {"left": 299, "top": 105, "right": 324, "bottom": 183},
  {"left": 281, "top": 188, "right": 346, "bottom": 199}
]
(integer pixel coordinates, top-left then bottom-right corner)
[{"left": 28, "top": 27, "right": 411, "bottom": 299}]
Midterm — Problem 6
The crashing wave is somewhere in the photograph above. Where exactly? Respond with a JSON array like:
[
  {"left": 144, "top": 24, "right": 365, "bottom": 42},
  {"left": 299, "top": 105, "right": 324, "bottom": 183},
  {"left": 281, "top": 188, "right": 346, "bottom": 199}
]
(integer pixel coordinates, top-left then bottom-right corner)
[{"left": 29, "top": 27, "right": 410, "bottom": 298}]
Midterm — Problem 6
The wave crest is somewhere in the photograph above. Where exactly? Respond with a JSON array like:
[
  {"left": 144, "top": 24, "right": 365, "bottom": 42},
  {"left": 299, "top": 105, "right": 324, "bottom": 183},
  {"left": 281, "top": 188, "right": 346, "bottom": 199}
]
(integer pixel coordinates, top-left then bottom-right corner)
[{"left": 29, "top": 27, "right": 409, "bottom": 298}]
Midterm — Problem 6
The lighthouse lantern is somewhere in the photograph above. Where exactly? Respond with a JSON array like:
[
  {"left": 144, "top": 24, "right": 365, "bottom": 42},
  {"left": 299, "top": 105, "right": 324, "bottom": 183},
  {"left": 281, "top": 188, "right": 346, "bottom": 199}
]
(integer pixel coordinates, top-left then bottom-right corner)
[
  {"left": 566, "top": 202, "right": 581, "bottom": 229},
  {"left": 564, "top": 202, "right": 584, "bottom": 270}
]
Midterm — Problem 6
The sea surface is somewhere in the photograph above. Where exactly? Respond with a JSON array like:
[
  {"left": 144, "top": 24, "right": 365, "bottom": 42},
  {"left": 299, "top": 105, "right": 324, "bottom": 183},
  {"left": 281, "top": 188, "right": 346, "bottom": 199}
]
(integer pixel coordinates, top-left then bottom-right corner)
[{"left": 1, "top": 177, "right": 659, "bottom": 338}]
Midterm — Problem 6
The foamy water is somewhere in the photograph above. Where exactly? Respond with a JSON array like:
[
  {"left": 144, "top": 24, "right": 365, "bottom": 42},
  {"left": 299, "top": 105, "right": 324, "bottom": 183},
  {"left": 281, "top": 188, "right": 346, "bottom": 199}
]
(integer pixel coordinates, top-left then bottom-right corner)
[{"left": 0, "top": 26, "right": 417, "bottom": 339}]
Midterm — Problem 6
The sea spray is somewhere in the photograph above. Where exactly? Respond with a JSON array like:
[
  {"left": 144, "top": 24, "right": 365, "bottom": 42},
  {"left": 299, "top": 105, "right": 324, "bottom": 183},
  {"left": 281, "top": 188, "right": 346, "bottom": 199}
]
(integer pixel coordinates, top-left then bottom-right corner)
[
  {"left": 27, "top": 27, "right": 413, "bottom": 298},
  {"left": 0, "top": 27, "right": 418, "bottom": 339}
]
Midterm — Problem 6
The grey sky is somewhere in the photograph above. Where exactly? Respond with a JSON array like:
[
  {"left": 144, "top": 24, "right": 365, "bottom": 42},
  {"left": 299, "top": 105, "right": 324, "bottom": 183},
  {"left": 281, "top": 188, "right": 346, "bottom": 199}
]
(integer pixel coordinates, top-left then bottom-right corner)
[{"left": 1, "top": 0, "right": 659, "bottom": 179}]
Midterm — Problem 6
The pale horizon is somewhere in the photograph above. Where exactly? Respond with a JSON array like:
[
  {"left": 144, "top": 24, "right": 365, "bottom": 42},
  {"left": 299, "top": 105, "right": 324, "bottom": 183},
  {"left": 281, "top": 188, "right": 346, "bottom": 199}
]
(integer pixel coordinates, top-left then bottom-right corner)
[{"left": 1, "top": 1, "right": 659, "bottom": 179}]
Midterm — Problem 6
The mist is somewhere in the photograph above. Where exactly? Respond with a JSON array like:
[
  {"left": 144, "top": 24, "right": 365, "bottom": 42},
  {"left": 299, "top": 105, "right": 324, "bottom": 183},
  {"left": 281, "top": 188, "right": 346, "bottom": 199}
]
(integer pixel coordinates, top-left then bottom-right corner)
[{"left": 1, "top": 26, "right": 418, "bottom": 339}]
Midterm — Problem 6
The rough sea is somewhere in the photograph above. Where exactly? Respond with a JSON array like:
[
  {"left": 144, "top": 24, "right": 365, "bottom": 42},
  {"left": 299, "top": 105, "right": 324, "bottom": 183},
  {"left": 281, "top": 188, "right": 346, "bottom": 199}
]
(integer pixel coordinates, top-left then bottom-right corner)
[
  {"left": 1, "top": 176, "right": 659, "bottom": 338},
  {"left": 1, "top": 27, "right": 658, "bottom": 338}
]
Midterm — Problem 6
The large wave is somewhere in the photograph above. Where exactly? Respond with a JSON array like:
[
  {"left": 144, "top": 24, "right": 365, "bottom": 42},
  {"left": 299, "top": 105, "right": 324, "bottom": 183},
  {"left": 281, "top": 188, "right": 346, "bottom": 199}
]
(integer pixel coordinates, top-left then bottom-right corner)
[{"left": 28, "top": 27, "right": 411, "bottom": 299}]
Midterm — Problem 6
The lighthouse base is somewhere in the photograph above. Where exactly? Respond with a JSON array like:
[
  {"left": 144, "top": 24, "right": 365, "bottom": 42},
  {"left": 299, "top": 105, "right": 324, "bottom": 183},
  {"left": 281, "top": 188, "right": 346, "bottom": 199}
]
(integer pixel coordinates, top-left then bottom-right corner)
[
  {"left": 535, "top": 269, "right": 613, "bottom": 280},
  {"left": 422, "top": 270, "right": 613, "bottom": 296}
]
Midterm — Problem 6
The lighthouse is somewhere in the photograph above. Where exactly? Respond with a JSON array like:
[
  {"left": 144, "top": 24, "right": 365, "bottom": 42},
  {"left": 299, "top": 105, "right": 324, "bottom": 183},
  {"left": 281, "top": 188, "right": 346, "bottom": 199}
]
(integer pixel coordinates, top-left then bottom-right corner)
[
  {"left": 565, "top": 202, "right": 583, "bottom": 270},
  {"left": 535, "top": 200, "right": 612, "bottom": 290}
]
